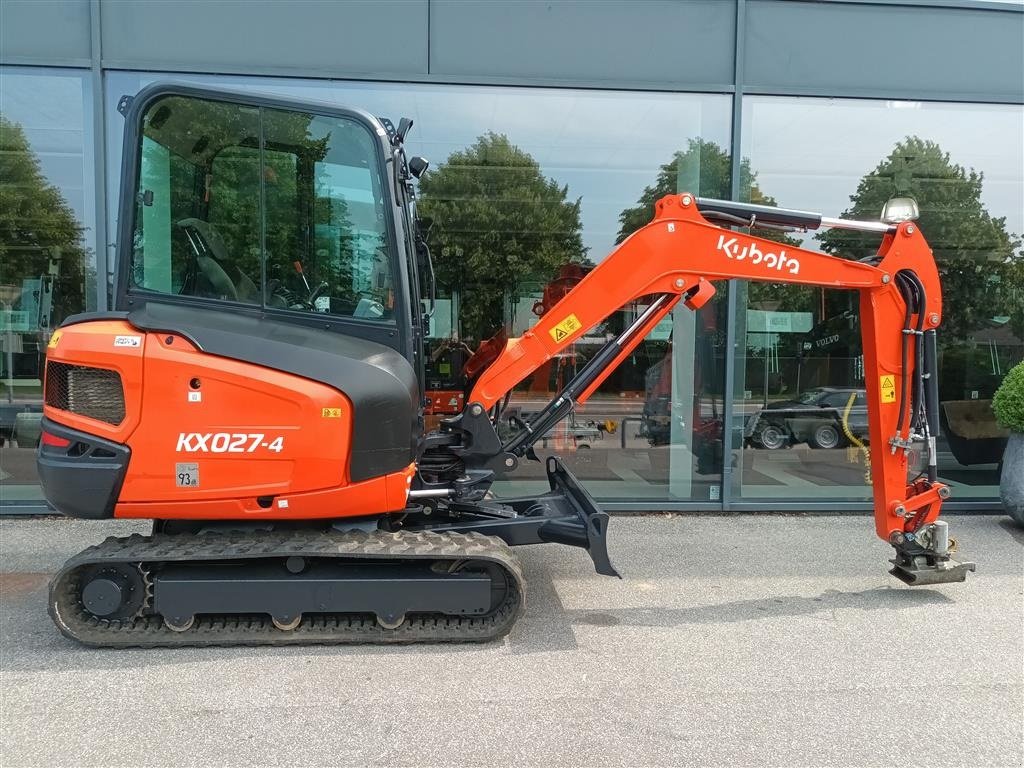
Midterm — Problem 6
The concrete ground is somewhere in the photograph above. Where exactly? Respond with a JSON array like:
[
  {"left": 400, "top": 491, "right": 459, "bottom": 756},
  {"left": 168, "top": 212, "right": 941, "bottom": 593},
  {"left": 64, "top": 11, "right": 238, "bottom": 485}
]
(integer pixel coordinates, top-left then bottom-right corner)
[{"left": 1, "top": 514, "right": 1021, "bottom": 768}]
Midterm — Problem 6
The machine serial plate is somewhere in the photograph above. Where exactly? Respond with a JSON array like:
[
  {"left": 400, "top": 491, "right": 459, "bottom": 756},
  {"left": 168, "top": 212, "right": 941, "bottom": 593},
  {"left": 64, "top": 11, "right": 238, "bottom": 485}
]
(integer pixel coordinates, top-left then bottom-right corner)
[{"left": 175, "top": 462, "right": 199, "bottom": 487}]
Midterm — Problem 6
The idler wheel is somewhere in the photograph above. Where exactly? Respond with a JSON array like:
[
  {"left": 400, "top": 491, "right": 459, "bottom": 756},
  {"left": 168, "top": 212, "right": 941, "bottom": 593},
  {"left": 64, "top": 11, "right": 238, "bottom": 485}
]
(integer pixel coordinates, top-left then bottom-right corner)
[
  {"left": 79, "top": 564, "right": 148, "bottom": 620},
  {"left": 82, "top": 578, "right": 123, "bottom": 617}
]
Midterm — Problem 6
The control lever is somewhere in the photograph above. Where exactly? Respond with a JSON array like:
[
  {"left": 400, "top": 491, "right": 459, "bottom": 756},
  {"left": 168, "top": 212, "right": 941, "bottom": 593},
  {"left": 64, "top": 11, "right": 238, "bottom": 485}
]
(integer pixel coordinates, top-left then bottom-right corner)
[
  {"left": 293, "top": 260, "right": 312, "bottom": 293},
  {"left": 308, "top": 281, "right": 329, "bottom": 305}
]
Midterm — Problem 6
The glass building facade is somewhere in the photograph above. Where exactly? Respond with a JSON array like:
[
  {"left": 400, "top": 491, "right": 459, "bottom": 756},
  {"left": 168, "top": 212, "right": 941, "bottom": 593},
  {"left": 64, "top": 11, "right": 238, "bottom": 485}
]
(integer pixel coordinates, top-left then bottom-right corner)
[{"left": 1, "top": 0, "right": 1022, "bottom": 512}]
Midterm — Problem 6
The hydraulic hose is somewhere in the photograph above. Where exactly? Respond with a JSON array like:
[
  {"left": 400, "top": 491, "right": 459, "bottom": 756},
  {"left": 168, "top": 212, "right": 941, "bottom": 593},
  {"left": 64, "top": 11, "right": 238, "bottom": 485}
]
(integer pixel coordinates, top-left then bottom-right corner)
[
  {"left": 902, "top": 271, "right": 937, "bottom": 482},
  {"left": 893, "top": 273, "right": 917, "bottom": 442},
  {"left": 841, "top": 391, "right": 871, "bottom": 485},
  {"left": 923, "top": 330, "right": 941, "bottom": 483},
  {"left": 892, "top": 270, "right": 939, "bottom": 485},
  {"left": 901, "top": 271, "right": 928, "bottom": 435}
]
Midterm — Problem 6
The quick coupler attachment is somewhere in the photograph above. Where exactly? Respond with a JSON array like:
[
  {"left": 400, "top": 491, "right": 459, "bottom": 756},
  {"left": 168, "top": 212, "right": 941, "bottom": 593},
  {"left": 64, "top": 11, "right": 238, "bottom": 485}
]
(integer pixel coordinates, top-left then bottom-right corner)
[
  {"left": 889, "top": 521, "right": 976, "bottom": 586},
  {"left": 537, "top": 457, "right": 621, "bottom": 578}
]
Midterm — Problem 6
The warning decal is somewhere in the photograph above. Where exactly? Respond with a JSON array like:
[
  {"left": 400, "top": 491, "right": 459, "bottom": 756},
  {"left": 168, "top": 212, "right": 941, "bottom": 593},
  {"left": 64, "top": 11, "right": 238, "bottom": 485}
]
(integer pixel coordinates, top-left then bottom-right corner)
[
  {"left": 549, "top": 313, "right": 582, "bottom": 343},
  {"left": 880, "top": 375, "right": 897, "bottom": 404},
  {"left": 321, "top": 407, "right": 342, "bottom": 418}
]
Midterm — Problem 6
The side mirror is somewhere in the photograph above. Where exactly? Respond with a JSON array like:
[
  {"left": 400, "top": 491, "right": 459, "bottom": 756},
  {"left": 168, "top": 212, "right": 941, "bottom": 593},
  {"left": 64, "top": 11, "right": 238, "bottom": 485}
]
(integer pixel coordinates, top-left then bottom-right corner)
[
  {"left": 409, "top": 156, "right": 429, "bottom": 179},
  {"left": 881, "top": 196, "right": 919, "bottom": 224}
]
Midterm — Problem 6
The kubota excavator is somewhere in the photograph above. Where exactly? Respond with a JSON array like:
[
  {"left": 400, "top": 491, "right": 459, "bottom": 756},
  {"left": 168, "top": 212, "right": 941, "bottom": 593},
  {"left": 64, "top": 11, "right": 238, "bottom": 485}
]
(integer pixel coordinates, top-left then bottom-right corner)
[{"left": 38, "top": 84, "right": 974, "bottom": 647}]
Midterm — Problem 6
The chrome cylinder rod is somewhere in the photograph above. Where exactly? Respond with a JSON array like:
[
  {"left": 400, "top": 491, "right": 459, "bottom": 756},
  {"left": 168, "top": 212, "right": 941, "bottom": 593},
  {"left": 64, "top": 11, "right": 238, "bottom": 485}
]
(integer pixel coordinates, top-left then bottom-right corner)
[
  {"left": 819, "top": 216, "right": 896, "bottom": 234},
  {"left": 408, "top": 488, "right": 454, "bottom": 500}
]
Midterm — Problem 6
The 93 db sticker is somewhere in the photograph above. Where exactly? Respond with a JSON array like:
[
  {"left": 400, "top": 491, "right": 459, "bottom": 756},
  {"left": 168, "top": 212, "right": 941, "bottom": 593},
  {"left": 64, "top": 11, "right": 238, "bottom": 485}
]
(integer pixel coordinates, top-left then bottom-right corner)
[
  {"left": 176, "top": 432, "right": 285, "bottom": 453},
  {"left": 175, "top": 462, "right": 199, "bottom": 488}
]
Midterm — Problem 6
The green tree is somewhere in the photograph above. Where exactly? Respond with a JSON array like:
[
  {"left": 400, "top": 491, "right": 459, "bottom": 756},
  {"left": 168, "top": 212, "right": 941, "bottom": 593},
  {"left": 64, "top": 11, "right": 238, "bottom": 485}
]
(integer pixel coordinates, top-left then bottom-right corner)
[
  {"left": 617, "top": 138, "right": 780, "bottom": 241},
  {"left": 615, "top": 139, "right": 810, "bottom": 313},
  {"left": 817, "top": 136, "right": 1023, "bottom": 340},
  {"left": 0, "top": 114, "right": 89, "bottom": 326},
  {"left": 417, "top": 132, "right": 586, "bottom": 341}
]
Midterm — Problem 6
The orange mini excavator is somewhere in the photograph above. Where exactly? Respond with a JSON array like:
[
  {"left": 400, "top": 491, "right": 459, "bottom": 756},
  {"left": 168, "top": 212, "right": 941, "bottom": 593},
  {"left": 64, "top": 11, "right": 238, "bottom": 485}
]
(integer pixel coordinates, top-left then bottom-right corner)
[{"left": 39, "top": 84, "right": 974, "bottom": 647}]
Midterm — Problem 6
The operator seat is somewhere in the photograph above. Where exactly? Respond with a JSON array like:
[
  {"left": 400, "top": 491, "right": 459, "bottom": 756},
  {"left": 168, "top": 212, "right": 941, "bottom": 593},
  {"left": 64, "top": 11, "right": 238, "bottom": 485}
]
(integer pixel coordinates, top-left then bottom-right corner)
[{"left": 176, "top": 218, "right": 259, "bottom": 303}]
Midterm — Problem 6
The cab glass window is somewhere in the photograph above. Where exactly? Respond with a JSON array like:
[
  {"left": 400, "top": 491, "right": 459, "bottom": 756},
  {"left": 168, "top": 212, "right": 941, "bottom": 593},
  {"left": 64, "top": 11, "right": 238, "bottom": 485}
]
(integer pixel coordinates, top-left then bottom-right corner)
[
  {"left": 262, "top": 108, "right": 394, "bottom": 319},
  {"left": 130, "top": 94, "right": 394, "bottom": 321}
]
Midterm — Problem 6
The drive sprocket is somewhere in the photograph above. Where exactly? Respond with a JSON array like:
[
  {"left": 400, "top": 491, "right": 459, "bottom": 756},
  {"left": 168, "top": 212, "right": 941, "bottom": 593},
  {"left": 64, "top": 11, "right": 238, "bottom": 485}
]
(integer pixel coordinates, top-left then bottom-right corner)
[{"left": 76, "top": 562, "right": 151, "bottom": 622}]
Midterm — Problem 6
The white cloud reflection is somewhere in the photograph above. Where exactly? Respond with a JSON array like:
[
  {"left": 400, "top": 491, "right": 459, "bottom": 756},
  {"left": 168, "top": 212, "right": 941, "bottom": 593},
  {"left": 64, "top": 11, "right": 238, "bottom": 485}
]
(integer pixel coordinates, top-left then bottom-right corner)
[{"left": 742, "top": 96, "right": 1024, "bottom": 246}]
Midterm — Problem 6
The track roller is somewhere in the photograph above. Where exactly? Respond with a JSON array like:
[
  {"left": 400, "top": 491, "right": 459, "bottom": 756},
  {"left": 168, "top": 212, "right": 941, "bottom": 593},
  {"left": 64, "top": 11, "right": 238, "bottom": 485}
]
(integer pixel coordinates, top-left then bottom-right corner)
[
  {"left": 164, "top": 616, "right": 195, "bottom": 632},
  {"left": 272, "top": 615, "right": 302, "bottom": 631}
]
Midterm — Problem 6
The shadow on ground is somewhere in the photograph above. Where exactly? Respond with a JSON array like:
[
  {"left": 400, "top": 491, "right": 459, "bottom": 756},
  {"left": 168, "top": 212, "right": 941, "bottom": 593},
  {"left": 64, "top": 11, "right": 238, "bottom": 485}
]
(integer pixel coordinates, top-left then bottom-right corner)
[
  {"left": 2, "top": 567, "right": 955, "bottom": 672},
  {"left": 2, "top": 514, "right": 1015, "bottom": 673},
  {"left": 998, "top": 518, "right": 1024, "bottom": 545}
]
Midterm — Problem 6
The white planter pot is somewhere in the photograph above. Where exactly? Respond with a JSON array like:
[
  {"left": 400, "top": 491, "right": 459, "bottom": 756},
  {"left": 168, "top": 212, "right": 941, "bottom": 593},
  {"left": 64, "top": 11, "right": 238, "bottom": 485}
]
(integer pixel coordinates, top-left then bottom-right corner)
[{"left": 1001, "top": 432, "right": 1024, "bottom": 526}]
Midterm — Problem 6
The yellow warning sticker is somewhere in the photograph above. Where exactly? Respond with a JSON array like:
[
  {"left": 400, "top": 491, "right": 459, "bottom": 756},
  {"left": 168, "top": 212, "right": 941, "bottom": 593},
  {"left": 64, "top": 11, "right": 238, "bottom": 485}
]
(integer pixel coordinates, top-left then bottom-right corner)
[
  {"left": 47, "top": 330, "right": 62, "bottom": 349},
  {"left": 321, "top": 407, "right": 342, "bottom": 418},
  {"left": 549, "top": 313, "right": 582, "bottom": 343},
  {"left": 880, "top": 375, "right": 897, "bottom": 404}
]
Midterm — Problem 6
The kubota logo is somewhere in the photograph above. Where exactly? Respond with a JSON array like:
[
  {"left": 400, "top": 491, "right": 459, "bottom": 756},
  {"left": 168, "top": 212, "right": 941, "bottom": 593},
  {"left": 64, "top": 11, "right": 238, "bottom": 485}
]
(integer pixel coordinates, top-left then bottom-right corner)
[{"left": 716, "top": 235, "right": 800, "bottom": 275}]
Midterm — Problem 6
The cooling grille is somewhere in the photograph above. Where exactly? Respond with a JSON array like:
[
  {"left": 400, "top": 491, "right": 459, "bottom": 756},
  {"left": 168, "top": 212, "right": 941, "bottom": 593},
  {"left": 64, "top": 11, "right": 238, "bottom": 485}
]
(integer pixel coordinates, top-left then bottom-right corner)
[{"left": 45, "top": 362, "right": 126, "bottom": 426}]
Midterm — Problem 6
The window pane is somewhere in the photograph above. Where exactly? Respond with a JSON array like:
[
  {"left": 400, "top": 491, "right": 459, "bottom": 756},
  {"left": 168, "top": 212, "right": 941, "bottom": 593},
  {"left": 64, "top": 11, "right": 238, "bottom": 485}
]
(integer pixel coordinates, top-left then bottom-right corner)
[
  {"left": 105, "top": 72, "right": 732, "bottom": 503},
  {"left": 0, "top": 67, "right": 95, "bottom": 507},
  {"left": 131, "top": 95, "right": 261, "bottom": 303},
  {"left": 261, "top": 108, "right": 393, "bottom": 320},
  {"left": 734, "top": 96, "right": 1024, "bottom": 502},
  {"left": 207, "top": 145, "right": 265, "bottom": 301}
]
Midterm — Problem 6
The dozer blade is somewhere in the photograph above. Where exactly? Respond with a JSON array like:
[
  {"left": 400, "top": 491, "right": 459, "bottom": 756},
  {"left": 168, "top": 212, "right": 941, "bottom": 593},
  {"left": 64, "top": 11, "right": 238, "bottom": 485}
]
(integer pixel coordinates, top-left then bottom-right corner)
[
  {"left": 889, "top": 556, "right": 976, "bottom": 586},
  {"left": 536, "top": 456, "right": 621, "bottom": 578},
  {"left": 430, "top": 456, "right": 621, "bottom": 578}
]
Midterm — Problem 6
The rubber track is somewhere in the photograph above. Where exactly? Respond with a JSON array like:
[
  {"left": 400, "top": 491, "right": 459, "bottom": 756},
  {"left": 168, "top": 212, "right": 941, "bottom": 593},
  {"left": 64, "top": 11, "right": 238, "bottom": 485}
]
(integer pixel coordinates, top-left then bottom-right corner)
[{"left": 49, "top": 529, "right": 524, "bottom": 648}]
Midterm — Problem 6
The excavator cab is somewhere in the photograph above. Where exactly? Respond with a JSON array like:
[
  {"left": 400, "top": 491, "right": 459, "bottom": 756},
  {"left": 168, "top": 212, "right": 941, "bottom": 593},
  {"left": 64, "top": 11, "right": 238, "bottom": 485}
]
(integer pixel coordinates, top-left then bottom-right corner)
[
  {"left": 39, "top": 84, "right": 972, "bottom": 648},
  {"left": 121, "top": 85, "right": 419, "bottom": 352}
]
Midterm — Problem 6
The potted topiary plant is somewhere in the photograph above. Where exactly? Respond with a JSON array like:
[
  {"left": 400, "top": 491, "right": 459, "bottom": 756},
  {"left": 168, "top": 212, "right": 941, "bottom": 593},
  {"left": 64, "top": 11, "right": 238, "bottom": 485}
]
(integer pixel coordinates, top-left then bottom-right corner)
[{"left": 993, "top": 360, "right": 1024, "bottom": 526}]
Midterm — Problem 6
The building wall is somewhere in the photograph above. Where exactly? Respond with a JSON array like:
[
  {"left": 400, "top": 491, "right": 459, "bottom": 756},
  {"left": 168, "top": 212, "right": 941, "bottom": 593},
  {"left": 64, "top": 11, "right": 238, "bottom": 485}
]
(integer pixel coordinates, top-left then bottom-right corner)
[{"left": 1, "top": 0, "right": 1022, "bottom": 512}]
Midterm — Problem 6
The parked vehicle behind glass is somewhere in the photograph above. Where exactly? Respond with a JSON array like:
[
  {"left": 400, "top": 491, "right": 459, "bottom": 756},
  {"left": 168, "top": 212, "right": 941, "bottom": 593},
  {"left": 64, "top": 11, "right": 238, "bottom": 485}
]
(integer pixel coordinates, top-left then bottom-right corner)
[{"left": 745, "top": 387, "right": 868, "bottom": 449}]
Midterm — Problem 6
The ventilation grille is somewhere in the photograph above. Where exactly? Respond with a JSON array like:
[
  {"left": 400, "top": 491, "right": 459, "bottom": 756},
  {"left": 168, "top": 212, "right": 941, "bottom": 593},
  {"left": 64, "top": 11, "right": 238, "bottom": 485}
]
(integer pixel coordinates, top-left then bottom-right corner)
[{"left": 45, "top": 362, "right": 126, "bottom": 426}]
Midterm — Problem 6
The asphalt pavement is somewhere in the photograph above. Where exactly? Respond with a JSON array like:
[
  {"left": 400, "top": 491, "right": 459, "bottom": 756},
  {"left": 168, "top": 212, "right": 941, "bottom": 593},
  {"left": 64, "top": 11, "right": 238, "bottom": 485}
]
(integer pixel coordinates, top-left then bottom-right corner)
[{"left": 1, "top": 514, "right": 1022, "bottom": 768}]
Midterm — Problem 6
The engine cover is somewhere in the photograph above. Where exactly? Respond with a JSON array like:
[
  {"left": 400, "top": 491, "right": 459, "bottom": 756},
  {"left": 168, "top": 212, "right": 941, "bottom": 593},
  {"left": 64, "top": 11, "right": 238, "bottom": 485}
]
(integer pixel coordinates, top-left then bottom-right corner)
[{"left": 40, "top": 307, "right": 419, "bottom": 520}]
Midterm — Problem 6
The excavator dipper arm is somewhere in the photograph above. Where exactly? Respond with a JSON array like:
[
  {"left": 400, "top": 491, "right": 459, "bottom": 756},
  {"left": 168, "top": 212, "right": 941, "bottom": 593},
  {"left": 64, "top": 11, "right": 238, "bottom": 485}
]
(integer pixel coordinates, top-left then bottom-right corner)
[{"left": 449, "top": 193, "right": 973, "bottom": 585}]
